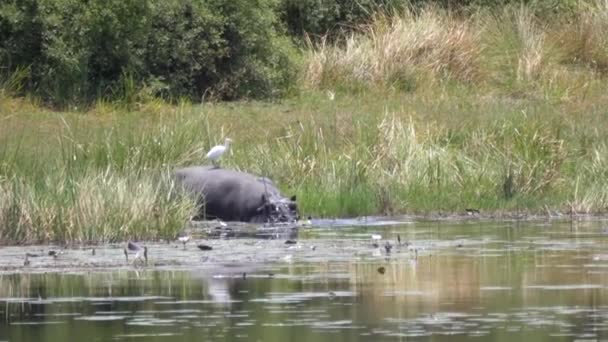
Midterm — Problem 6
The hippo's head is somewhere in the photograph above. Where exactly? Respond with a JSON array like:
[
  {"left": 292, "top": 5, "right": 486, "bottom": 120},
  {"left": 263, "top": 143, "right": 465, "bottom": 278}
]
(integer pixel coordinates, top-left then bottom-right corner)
[{"left": 256, "top": 194, "right": 299, "bottom": 223}]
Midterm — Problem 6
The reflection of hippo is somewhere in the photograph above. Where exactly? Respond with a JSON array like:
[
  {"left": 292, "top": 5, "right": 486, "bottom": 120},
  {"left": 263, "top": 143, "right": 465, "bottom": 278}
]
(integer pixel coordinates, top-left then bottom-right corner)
[{"left": 174, "top": 166, "right": 299, "bottom": 223}]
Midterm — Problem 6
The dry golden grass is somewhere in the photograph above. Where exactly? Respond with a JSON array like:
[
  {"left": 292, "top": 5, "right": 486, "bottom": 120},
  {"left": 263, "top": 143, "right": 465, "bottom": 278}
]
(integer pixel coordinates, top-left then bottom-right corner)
[
  {"left": 0, "top": 170, "right": 194, "bottom": 244},
  {"left": 556, "top": 0, "right": 608, "bottom": 72},
  {"left": 514, "top": 7, "right": 546, "bottom": 82},
  {"left": 304, "top": 2, "right": 607, "bottom": 101},
  {"left": 304, "top": 6, "right": 481, "bottom": 91}
]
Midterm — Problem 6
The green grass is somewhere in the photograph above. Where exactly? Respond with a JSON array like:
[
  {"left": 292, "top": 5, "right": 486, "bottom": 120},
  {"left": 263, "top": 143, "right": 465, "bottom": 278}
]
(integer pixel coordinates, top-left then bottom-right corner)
[
  {"left": 1, "top": 3, "right": 608, "bottom": 244},
  {"left": 2, "top": 88, "right": 607, "bottom": 244}
]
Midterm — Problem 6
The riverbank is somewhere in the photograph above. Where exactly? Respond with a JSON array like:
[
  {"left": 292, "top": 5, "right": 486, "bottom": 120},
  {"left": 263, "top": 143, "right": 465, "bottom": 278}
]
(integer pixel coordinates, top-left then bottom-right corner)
[
  {"left": 1, "top": 216, "right": 605, "bottom": 272},
  {"left": 1, "top": 89, "right": 608, "bottom": 244}
]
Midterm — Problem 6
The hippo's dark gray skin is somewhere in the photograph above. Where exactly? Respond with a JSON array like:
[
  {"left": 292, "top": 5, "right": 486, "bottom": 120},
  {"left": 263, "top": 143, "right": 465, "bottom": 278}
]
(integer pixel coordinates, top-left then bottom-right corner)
[{"left": 174, "top": 166, "right": 299, "bottom": 224}]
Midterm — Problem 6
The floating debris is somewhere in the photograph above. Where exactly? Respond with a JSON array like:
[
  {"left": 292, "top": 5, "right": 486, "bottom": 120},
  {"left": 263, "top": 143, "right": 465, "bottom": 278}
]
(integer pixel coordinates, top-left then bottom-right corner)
[
  {"left": 48, "top": 250, "right": 63, "bottom": 258},
  {"left": 285, "top": 240, "right": 297, "bottom": 245},
  {"left": 377, "top": 266, "right": 386, "bottom": 274},
  {"left": 197, "top": 244, "right": 213, "bottom": 251}
]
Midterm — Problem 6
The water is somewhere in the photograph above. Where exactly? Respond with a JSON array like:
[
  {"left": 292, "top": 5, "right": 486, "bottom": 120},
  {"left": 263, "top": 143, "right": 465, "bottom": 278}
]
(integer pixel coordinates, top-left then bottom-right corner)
[{"left": 2, "top": 218, "right": 608, "bottom": 341}]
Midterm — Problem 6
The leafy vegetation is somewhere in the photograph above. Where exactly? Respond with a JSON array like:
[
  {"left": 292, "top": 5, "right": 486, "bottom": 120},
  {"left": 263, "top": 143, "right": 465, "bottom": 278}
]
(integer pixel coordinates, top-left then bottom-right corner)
[{"left": 0, "top": 0, "right": 297, "bottom": 105}]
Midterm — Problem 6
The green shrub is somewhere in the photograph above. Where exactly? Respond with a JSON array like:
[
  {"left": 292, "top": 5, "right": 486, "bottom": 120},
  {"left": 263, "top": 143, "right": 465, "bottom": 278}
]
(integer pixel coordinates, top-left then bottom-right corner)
[
  {"left": 0, "top": 0, "right": 42, "bottom": 93},
  {"left": 278, "top": 0, "right": 406, "bottom": 38},
  {"left": 0, "top": 0, "right": 297, "bottom": 106}
]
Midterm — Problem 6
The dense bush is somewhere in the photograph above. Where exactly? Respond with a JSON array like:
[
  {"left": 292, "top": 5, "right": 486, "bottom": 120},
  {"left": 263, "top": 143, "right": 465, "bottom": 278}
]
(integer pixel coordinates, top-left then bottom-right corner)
[
  {"left": 278, "top": 0, "right": 406, "bottom": 38},
  {"left": 145, "top": 0, "right": 297, "bottom": 101},
  {"left": 0, "top": 0, "right": 297, "bottom": 105},
  {"left": 277, "top": 0, "right": 580, "bottom": 40}
]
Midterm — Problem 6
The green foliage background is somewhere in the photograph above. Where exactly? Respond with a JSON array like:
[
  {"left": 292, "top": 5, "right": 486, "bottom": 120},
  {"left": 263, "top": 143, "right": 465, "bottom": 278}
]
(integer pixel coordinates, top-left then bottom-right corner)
[
  {"left": 0, "top": 0, "right": 297, "bottom": 105},
  {"left": 0, "top": 0, "right": 587, "bottom": 105}
]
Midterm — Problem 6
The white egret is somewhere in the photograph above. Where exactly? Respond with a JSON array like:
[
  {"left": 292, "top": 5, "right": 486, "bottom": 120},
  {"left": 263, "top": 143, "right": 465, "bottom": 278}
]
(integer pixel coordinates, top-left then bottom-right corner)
[
  {"left": 371, "top": 234, "right": 382, "bottom": 248},
  {"left": 206, "top": 138, "right": 232, "bottom": 167}
]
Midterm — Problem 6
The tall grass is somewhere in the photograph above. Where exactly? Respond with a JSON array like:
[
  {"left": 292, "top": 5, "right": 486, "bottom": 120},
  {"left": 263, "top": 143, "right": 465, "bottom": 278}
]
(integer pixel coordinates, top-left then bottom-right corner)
[
  {"left": 0, "top": 107, "right": 210, "bottom": 244},
  {"left": 557, "top": 0, "right": 608, "bottom": 73},
  {"left": 0, "top": 170, "right": 194, "bottom": 244},
  {"left": 244, "top": 107, "right": 591, "bottom": 215},
  {"left": 304, "top": 1, "right": 607, "bottom": 100},
  {"left": 304, "top": 6, "right": 481, "bottom": 92},
  {"left": 2, "top": 90, "right": 608, "bottom": 244}
]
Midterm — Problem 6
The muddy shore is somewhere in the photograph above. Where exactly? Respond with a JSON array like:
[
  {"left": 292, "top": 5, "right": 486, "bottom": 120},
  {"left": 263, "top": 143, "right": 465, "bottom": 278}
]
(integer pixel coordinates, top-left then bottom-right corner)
[{"left": 0, "top": 213, "right": 604, "bottom": 274}]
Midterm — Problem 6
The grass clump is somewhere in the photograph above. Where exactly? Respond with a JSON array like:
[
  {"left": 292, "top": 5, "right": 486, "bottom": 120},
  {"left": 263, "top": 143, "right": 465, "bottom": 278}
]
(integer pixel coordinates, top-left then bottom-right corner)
[
  {"left": 557, "top": 0, "right": 608, "bottom": 73},
  {"left": 304, "top": 6, "right": 481, "bottom": 92},
  {"left": 303, "top": 1, "right": 608, "bottom": 101},
  {"left": 0, "top": 170, "right": 194, "bottom": 244},
  {"left": 0, "top": 107, "right": 206, "bottom": 244}
]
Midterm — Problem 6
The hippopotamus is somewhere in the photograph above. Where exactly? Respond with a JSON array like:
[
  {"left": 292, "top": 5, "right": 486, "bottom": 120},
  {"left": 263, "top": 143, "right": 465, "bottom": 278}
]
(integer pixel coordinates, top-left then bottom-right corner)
[{"left": 174, "top": 166, "right": 299, "bottom": 224}]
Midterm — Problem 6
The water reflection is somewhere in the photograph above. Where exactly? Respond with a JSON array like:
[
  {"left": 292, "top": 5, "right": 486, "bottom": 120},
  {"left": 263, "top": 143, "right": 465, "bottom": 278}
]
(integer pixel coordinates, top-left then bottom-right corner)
[{"left": 1, "top": 219, "right": 608, "bottom": 341}]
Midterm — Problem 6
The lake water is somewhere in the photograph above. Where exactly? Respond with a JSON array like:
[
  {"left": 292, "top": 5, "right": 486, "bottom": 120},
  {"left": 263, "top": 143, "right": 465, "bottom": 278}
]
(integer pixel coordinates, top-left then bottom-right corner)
[{"left": 2, "top": 218, "right": 608, "bottom": 341}]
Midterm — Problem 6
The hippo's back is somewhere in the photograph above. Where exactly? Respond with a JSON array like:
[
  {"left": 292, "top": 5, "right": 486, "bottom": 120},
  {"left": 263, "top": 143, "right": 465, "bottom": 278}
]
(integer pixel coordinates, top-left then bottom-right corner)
[
  {"left": 174, "top": 166, "right": 290, "bottom": 221},
  {"left": 175, "top": 166, "right": 277, "bottom": 195}
]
